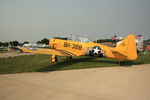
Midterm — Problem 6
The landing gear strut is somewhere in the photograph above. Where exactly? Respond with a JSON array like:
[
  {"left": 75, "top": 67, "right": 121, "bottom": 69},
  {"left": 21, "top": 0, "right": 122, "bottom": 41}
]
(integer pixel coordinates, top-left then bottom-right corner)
[
  {"left": 66, "top": 56, "right": 72, "bottom": 61},
  {"left": 50, "top": 55, "right": 57, "bottom": 63},
  {"left": 119, "top": 60, "right": 122, "bottom": 66},
  {"left": 50, "top": 55, "right": 73, "bottom": 63}
]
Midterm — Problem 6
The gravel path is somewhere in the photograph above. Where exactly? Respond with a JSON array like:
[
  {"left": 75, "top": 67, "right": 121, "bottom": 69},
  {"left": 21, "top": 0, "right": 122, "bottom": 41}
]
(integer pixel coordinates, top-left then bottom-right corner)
[{"left": 0, "top": 52, "right": 36, "bottom": 58}]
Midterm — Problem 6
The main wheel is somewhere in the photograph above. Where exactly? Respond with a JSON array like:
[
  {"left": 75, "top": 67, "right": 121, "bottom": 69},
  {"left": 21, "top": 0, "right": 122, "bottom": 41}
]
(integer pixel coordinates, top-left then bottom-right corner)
[{"left": 51, "top": 55, "right": 57, "bottom": 63}]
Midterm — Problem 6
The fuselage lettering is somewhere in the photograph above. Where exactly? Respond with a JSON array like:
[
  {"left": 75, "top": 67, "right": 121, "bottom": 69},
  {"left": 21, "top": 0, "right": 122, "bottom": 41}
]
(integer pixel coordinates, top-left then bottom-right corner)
[{"left": 64, "top": 42, "right": 82, "bottom": 50}]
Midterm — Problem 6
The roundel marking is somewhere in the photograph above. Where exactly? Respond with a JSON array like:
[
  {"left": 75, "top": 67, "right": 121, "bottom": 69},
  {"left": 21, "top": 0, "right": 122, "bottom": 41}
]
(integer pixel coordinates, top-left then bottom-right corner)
[{"left": 91, "top": 46, "right": 101, "bottom": 56}]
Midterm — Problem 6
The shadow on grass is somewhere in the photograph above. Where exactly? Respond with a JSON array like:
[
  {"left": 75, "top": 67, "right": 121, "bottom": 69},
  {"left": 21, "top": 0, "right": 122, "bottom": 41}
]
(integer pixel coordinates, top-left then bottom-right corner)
[
  {"left": 120, "top": 60, "right": 144, "bottom": 66},
  {"left": 37, "top": 56, "right": 145, "bottom": 72},
  {"left": 37, "top": 57, "right": 119, "bottom": 72},
  {"left": 37, "top": 57, "right": 93, "bottom": 72}
]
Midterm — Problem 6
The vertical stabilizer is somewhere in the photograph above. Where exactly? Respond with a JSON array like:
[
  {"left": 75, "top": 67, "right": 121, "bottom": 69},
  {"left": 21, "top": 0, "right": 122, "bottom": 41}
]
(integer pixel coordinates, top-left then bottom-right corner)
[{"left": 116, "top": 35, "right": 137, "bottom": 60}]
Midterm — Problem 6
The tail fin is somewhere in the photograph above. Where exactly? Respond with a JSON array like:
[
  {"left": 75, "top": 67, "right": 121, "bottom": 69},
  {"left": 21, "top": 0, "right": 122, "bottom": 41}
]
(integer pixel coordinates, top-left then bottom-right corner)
[{"left": 115, "top": 35, "right": 137, "bottom": 60}]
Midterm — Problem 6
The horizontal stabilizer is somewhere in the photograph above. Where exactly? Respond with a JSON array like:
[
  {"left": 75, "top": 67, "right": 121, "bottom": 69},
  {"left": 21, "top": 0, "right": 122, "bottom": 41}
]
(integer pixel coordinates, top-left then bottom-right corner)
[{"left": 110, "top": 48, "right": 127, "bottom": 56}]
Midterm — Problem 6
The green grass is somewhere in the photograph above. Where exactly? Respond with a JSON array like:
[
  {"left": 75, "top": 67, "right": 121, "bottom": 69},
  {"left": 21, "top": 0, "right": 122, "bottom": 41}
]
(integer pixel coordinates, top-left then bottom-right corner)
[{"left": 0, "top": 52, "right": 150, "bottom": 74}]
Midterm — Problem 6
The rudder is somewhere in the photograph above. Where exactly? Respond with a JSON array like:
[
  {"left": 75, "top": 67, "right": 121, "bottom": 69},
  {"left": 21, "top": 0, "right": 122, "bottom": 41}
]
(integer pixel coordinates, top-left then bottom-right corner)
[{"left": 116, "top": 35, "right": 137, "bottom": 60}]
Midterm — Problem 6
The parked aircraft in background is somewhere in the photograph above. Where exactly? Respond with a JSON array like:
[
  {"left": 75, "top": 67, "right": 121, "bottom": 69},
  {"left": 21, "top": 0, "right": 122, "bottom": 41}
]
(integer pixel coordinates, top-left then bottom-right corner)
[{"left": 17, "top": 34, "right": 137, "bottom": 63}]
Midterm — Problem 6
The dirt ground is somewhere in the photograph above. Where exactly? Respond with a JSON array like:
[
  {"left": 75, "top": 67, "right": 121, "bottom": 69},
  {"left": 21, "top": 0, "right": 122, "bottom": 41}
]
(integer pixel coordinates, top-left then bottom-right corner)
[
  {"left": 0, "top": 64, "right": 150, "bottom": 100},
  {"left": 0, "top": 52, "right": 35, "bottom": 58}
]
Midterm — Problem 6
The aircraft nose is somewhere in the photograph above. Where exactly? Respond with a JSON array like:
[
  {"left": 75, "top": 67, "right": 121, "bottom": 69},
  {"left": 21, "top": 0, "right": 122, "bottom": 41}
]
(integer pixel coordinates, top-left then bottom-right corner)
[{"left": 50, "top": 38, "right": 56, "bottom": 49}]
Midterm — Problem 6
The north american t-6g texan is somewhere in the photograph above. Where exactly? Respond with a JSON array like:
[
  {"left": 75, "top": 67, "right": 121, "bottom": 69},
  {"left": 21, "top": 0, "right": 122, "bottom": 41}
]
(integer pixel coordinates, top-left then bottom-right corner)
[{"left": 17, "top": 34, "right": 137, "bottom": 63}]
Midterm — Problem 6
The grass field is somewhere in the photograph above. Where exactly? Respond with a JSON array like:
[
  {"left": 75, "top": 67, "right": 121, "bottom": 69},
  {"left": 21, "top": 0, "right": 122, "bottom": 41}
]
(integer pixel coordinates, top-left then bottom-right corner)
[{"left": 0, "top": 52, "right": 150, "bottom": 74}]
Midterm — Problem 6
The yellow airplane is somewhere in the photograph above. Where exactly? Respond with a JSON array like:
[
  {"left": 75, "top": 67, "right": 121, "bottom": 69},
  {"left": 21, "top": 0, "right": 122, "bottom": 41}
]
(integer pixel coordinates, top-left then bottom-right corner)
[{"left": 17, "top": 34, "right": 137, "bottom": 63}]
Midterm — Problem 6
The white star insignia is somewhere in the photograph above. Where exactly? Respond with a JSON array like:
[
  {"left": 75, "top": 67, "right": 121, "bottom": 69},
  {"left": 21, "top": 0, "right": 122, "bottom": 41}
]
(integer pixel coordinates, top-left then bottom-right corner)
[{"left": 93, "top": 47, "right": 100, "bottom": 54}]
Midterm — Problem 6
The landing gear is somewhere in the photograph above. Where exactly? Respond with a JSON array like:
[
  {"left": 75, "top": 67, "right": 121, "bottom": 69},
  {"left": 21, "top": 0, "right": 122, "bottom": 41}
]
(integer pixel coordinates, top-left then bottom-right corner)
[
  {"left": 66, "top": 56, "right": 72, "bottom": 61},
  {"left": 119, "top": 60, "right": 122, "bottom": 66},
  {"left": 50, "top": 55, "right": 57, "bottom": 63},
  {"left": 50, "top": 55, "right": 72, "bottom": 63}
]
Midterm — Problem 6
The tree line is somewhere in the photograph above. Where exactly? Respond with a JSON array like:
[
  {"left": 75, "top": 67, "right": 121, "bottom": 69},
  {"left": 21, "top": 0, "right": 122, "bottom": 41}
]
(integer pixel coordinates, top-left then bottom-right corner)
[
  {"left": 95, "top": 39, "right": 150, "bottom": 43},
  {"left": 0, "top": 38, "right": 150, "bottom": 47},
  {"left": 0, "top": 38, "right": 49, "bottom": 47},
  {"left": 94, "top": 39, "right": 120, "bottom": 43}
]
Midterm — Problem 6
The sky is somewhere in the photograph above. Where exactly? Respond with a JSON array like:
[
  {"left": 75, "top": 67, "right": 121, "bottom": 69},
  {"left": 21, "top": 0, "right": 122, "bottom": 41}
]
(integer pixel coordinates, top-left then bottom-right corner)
[{"left": 0, "top": 0, "right": 150, "bottom": 42}]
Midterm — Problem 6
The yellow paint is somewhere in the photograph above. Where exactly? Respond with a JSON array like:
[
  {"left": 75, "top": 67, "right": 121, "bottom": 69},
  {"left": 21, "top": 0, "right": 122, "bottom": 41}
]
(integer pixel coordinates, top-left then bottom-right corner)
[{"left": 19, "top": 34, "right": 137, "bottom": 61}]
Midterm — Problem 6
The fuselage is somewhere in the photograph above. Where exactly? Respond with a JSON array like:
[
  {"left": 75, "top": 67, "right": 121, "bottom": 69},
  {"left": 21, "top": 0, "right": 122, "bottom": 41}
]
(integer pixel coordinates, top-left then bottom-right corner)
[{"left": 49, "top": 38, "right": 125, "bottom": 60}]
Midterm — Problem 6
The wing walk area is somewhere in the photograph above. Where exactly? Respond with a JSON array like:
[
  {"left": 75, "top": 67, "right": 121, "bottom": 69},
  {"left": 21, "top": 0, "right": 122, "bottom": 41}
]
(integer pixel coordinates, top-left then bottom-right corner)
[{"left": 18, "top": 47, "right": 77, "bottom": 57}]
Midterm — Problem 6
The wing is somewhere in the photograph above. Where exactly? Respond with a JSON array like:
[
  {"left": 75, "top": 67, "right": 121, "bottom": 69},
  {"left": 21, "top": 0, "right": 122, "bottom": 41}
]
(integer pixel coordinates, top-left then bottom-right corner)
[{"left": 17, "top": 47, "right": 76, "bottom": 57}]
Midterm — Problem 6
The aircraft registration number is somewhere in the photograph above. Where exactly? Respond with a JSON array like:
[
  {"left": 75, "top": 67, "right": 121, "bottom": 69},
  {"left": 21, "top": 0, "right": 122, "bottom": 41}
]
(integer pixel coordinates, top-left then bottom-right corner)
[{"left": 64, "top": 42, "right": 82, "bottom": 50}]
